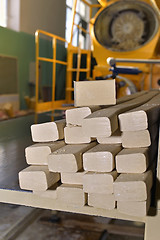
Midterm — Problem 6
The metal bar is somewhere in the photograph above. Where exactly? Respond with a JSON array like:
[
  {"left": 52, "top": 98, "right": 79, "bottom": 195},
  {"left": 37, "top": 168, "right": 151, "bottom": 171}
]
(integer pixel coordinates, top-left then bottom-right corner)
[
  {"left": 76, "top": 46, "right": 82, "bottom": 81},
  {"left": 114, "top": 58, "right": 160, "bottom": 64},
  {"left": 70, "top": 0, "right": 78, "bottom": 45},
  {"left": 90, "top": 6, "right": 93, "bottom": 19},
  {"left": 66, "top": 48, "right": 74, "bottom": 103},
  {"left": 38, "top": 57, "right": 67, "bottom": 65},
  {"left": 86, "top": 51, "right": 91, "bottom": 78},
  {"left": 81, "top": 0, "right": 91, "bottom": 7},
  {"left": 149, "top": 64, "right": 153, "bottom": 90},
  {"left": 35, "top": 31, "right": 40, "bottom": 118},
  {"left": 67, "top": 68, "right": 89, "bottom": 72},
  {"left": 52, "top": 38, "right": 57, "bottom": 107},
  {"left": 74, "top": 23, "right": 89, "bottom": 34},
  {"left": 90, "top": 4, "right": 101, "bottom": 8}
]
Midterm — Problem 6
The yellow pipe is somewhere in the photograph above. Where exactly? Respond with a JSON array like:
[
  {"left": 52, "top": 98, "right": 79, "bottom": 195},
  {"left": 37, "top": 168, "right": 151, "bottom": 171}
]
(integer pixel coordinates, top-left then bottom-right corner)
[
  {"left": 90, "top": 6, "right": 93, "bottom": 19},
  {"left": 74, "top": 23, "right": 89, "bottom": 34},
  {"left": 37, "top": 29, "right": 67, "bottom": 43},
  {"left": 91, "top": 4, "right": 101, "bottom": 8},
  {"left": 38, "top": 57, "right": 67, "bottom": 65},
  {"left": 35, "top": 31, "right": 40, "bottom": 109},
  {"left": 52, "top": 38, "right": 57, "bottom": 105},
  {"left": 81, "top": 0, "right": 91, "bottom": 7},
  {"left": 76, "top": 46, "right": 82, "bottom": 81}
]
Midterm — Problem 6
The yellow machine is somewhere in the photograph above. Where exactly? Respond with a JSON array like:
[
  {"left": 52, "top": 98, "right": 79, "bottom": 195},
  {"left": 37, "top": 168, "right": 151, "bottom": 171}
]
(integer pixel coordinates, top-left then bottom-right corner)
[
  {"left": 34, "top": 0, "right": 160, "bottom": 119},
  {"left": 90, "top": 0, "right": 160, "bottom": 95}
]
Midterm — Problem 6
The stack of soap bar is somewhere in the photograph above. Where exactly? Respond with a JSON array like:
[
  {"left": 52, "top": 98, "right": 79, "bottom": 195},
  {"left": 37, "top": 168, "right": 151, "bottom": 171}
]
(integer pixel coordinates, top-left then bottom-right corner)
[
  {"left": 114, "top": 170, "right": 153, "bottom": 217},
  {"left": 83, "top": 171, "right": 117, "bottom": 210},
  {"left": 82, "top": 91, "right": 158, "bottom": 139},
  {"left": 18, "top": 91, "right": 160, "bottom": 216},
  {"left": 19, "top": 120, "right": 67, "bottom": 198}
]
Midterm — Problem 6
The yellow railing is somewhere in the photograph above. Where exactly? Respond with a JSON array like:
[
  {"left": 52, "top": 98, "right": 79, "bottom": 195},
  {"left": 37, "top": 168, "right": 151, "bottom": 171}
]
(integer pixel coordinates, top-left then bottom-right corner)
[
  {"left": 34, "top": 1, "right": 101, "bottom": 121},
  {"left": 35, "top": 30, "right": 68, "bottom": 121}
]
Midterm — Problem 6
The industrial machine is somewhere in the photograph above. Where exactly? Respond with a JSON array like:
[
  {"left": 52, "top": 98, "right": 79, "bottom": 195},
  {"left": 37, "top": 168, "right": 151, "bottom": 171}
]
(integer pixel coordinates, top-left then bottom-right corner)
[
  {"left": 34, "top": 0, "right": 160, "bottom": 118},
  {"left": 89, "top": 0, "right": 160, "bottom": 96}
]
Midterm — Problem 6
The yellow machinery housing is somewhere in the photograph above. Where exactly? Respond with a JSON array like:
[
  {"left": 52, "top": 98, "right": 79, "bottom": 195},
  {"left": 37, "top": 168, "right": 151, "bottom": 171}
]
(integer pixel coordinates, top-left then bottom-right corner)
[{"left": 90, "top": 0, "right": 160, "bottom": 94}]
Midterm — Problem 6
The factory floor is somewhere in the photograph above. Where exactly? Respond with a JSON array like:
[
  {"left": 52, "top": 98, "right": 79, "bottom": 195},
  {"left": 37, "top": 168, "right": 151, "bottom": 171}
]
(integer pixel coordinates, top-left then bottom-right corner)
[{"left": 0, "top": 115, "right": 145, "bottom": 240}]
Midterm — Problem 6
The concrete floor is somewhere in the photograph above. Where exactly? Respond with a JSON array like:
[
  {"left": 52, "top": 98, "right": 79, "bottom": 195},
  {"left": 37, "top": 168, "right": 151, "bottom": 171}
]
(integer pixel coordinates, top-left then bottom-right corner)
[
  {"left": 0, "top": 203, "right": 144, "bottom": 240},
  {"left": 0, "top": 116, "right": 145, "bottom": 240}
]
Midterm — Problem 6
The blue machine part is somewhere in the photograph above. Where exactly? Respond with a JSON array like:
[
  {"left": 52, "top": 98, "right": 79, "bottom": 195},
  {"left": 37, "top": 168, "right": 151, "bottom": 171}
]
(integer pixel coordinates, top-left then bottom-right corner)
[{"left": 109, "top": 65, "right": 142, "bottom": 78}]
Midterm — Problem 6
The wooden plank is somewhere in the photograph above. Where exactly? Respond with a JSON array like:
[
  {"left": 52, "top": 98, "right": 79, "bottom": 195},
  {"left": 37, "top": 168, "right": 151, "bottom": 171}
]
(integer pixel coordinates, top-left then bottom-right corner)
[
  {"left": 57, "top": 184, "right": 87, "bottom": 207},
  {"left": 18, "top": 166, "right": 60, "bottom": 191},
  {"left": 83, "top": 144, "right": 122, "bottom": 172},
  {"left": 116, "top": 148, "right": 149, "bottom": 173},
  {"left": 64, "top": 126, "right": 91, "bottom": 144},
  {"left": 74, "top": 80, "right": 116, "bottom": 107},
  {"left": 25, "top": 141, "right": 65, "bottom": 165},
  {"left": 122, "top": 130, "right": 151, "bottom": 148},
  {"left": 48, "top": 142, "right": 97, "bottom": 173},
  {"left": 61, "top": 171, "right": 86, "bottom": 185},
  {"left": 83, "top": 171, "right": 118, "bottom": 194},
  {"left": 88, "top": 193, "right": 115, "bottom": 210},
  {"left": 113, "top": 170, "right": 153, "bottom": 201},
  {"left": 82, "top": 91, "right": 159, "bottom": 138},
  {"left": 119, "top": 93, "right": 160, "bottom": 131},
  {"left": 31, "top": 119, "right": 66, "bottom": 142},
  {"left": 97, "top": 130, "right": 122, "bottom": 144}
]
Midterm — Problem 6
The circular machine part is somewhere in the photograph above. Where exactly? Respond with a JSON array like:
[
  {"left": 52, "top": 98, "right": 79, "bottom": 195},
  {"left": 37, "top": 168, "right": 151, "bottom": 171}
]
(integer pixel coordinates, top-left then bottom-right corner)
[{"left": 94, "top": 0, "right": 159, "bottom": 52}]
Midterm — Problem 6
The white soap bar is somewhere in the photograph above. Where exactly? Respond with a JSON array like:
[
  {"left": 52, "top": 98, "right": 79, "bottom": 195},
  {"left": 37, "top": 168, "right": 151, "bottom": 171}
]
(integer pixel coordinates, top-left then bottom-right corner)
[
  {"left": 83, "top": 171, "right": 118, "bottom": 194},
  {"left": 117, "top": 198, "right": 150, "bottom": 217},
  {"left": 83, "top": 144, "right": 121, "bottom": 172},
  {"left": 116, "top": 148, "right": 149, "bottom": 173},
  {"left": 25, "top": 141, "right": 65, "bottom": 165},
  {"left": 97, "top": 130, "right": 122, "bottom": 144},
  {"left": 19, "top": 166, "right": 60, "bottom": 191},
  {"left": 61, "top": 171, "right": 86, "bottom": 185},
  {"left": 122, "top": 130, "right": 151, "bottom": 148},
  {"left": 33, "top": 182, "right": 60, "bottom": 199},
  {"left": 64, "top": 126, "right": 91, "bottom": 144},
  {"left": 48, "top": 142, "right": 96, "bottom": 173},
  {"left": 88, "top": 193, "right": 116, "bottom": 210},
  {"left": 31, "top": 119, "right": 66, "bottom": 142},
  {"left": 74, "top": 80, "right": 116, "bottom": 107},
  {"left": 57, "top": 184, "right": 87, "bottom": 207},
  {"left": 113, "top": 170, "right": 153, "bottom": 201},
  {"left": 66, "top": 107, "right": 91, "bottom": 126}
]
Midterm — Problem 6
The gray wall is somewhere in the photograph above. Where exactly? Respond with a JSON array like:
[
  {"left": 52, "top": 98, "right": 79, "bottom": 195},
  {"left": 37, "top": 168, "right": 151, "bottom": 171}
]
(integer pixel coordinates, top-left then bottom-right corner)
[{"left": 20, "top": 0, "right": 66, "bottom": 37}]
